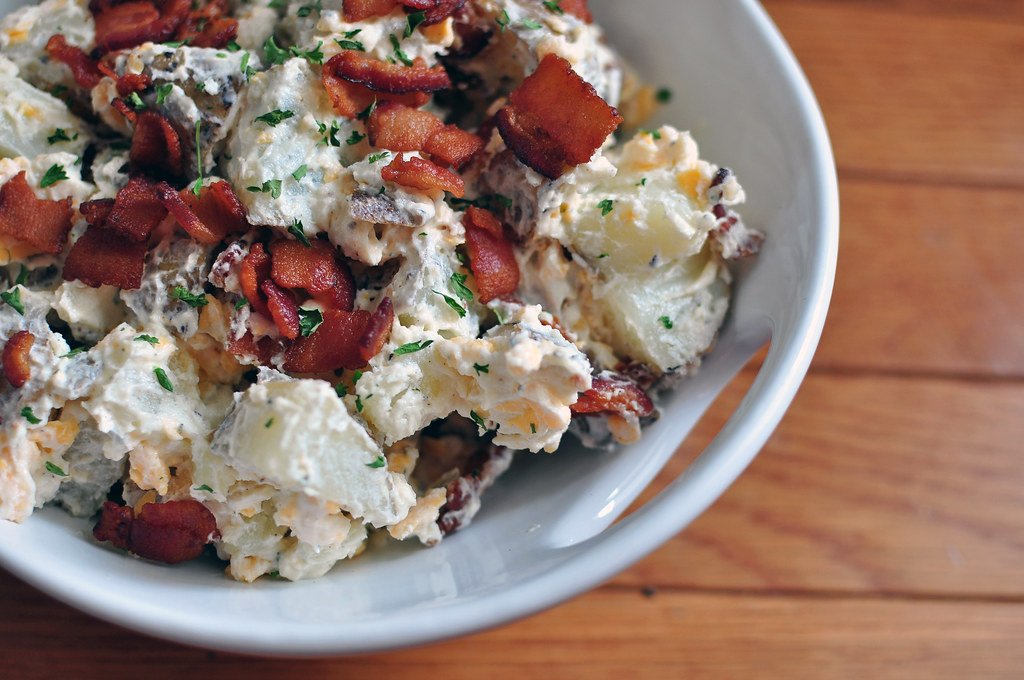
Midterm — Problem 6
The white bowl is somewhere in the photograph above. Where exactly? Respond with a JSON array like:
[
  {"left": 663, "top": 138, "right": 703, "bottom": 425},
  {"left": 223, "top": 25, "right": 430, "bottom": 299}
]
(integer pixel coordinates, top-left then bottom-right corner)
[{"left": 0, "top": 0, "right": 838, "bottom": 654}]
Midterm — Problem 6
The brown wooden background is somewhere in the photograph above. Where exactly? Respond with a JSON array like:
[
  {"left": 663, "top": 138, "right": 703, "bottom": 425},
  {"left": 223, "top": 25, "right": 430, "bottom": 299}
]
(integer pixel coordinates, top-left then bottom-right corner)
[{"left": 3, "top": 1, "right": 1023, "bottom": 676}]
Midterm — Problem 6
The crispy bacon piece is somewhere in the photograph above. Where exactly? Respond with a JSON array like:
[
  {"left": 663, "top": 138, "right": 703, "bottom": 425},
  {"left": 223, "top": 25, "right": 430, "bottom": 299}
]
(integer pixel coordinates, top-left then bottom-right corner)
[
  {"left": 62, "top": 224, "right": 148, "bottom": 289},
  {"left": 462, "top": 206, "right": 519, "bottom": 302},
  {"left": 174, "top": 0, "right": 237, "bottom": 48},
  {"left": 240, "top": 242, "right": 272, "bottom": 318},
  {"left": 156, "top": 180, "right": 249, "bottom": 245},
  {"left": 559, "top": 0, "right": 593, "bottom": 23},
  {"left": 270, "top": 239, "right": 355, "bottom": 311},
  {"left": 571, "top": 374, "right": 655, "bottom": 418},
  {"left": 115, "top": 72, "right": 152, "bottom": 97},
  {"left": 496, "top": 54, "right": 622, "bottom": 179},
  {"left": 284, "top": 308, "right": 371, "bottom": 373},
  {"left": 111, "top": 97, "right": 138, "bottom": 125},
  {"left": 0, "top": 172, "right": 73, "bottom": 254},
  {"left": 79, "top": 198, "right": 114, "bottom": 226},
  {"left": 381, "top": 154, "right": 465, "bottom": 197},
  {"left": 342, "top": 0, "right": 397, "bottom": 22},
  {"left": 358, "top": 296, "right": 393, "bottom": 361},
  {"left": 321, "top": 68, "right": 430, "bottom": 118},
  {"left": 2, "top": 331, "right": 34, "bottom": 388},
  {"left": 423, "top": 124, "right": 484, "bottom": 169},
  {"left": 260, "top": 279, "right": 301, "bottom": 340},
  {"left": 91, "top": 0, "right": 191, "bottom": 53},
  {"left": 368, "top": 102, "right": 483, "bottom": 169},
  {"left": 326, "top": 51, "right": 451, "bottom": 95},
  {"left": 226, "top": 330, "right": 285, "bottom": 364},
  {"left": 104, "top": 175, "right": 168, "bottom": 242},
  {"left": 400, "top": 0, "right": 466, "bottom": 25},
  {"left": 93, "top": 500, "right": 220, "bottom": 564},
  {"left": 44, "top": 34, "right": 102, "bottom": 89},
  {"left": 130, "top": 111, "right": 183, "bottom": 177}
]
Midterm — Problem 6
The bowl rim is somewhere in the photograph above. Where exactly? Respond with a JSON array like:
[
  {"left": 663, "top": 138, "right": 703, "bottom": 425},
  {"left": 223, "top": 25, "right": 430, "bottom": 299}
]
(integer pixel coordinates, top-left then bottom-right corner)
[{"left": 0, "top": 0, "right": 839, "bottom": 655}]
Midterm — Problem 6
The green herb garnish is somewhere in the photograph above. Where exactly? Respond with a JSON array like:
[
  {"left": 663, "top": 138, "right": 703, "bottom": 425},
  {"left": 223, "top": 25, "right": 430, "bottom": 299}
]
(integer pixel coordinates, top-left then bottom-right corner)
[
  {"left": 367, "top": 150, "right": 390, "bottom": 163},
  {"left": 597, "top": 199, "right": 614, "bottom": 216},
  {"left": 521, "top": 18, "right": 543, "bottom": 30},
  {"left": 433, "top": 290, "right": 466, "bottom": 318},
  {"left": 658, "top": 315, "right": 673, "bottom": 329},
  {"left": 46, "top": 128, "right": 77, "bottom": 145},
  {"left": 543, "top": 0, "right": 564, "bottom": 14},
  {"left": 1, "top": 287, "right": 24, "bottom": 315},
  {"left": 263, "top": 36, "right": 290, "bottom": 65},
  {"left": 45, "top": 461, "right": 67, "bottom": 476},
  {"left": 247, "top": 179, "right": 283, "bottom": 199},
  {"left": 335, "top": 38, "right": 365, "bottom": 51},
  {"left": 170, "top": 286, "right": 209, "bottom": 308},
  {"left": 288, "top": 221, "right": 311, "bottom": 246},
  {"left": 155, "top": 82, "right": 174, "bottom": 105},
  {"left": 134, "top": 334, "right": 160, "bottom": 344},
  {"left": 192, "top": 121, "right": 203, "bottom": 197},
  {"left": 469, "top": 410, "right": 486, "bottom": 428},
  {"left": 345, "top": 130, "right": 366, "bottom": 146},
  {"left": 656, "top": 87, "right": 673, "bottom": 103},
  {"left": 473, "top": 363, "right": 489, "bottom": 375},
  {"left": 405, "top": 10, "right": 426, "bottom": 37},
  {"left": 297, "top": 307, "right": 323, "bottom": 336},
  {"left": 39, "top": 164, "right": 67, "bottom": 188},
  {"left": 496, "top": 9, "right": 510, "bottom": 31},
  {"left": 255, "top": 109, "right": 295, "bottom": 127},
  {"left": 291, "top": 164, "right": 308, "bottom": 181},
  {"left": 366, "top": 455, "right": 386, "bottom": 468},
  {"left": 394, "top": 340, "right": 434, "bottom": 355},
  {"left": 21, "top": 406, "right": 41, "bottom": 424},
  {"left": 449, "top": 272, "right": 473, "bottom": 302},
  {"left": 153, "top": 367, "right": 173, "bottom": 392}
]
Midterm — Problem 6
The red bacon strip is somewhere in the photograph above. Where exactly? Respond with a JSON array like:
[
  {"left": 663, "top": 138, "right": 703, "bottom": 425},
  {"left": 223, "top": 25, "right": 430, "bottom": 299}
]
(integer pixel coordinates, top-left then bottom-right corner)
[
  {"left": 0, "top": 172, "right": 73, "bottom": 254},
  {"left": 174, "top": 0, "right": 237, "bottom": 48},
  {"left": 157, "top": 180, "right": 249, "bottom": 245},
  {"left": 270, "top": 239, "right": 355, "bottom": 311},
  {"left": 342, "top": 0, "right": 397, "bottom": 22},
  {"left": 420, "top": 0, "right": 467, "bottom": 25},
  {"left": 91, "top": 0, "right": 190, "bottom": 54},
  {"left": 326, "top": 51, "right": 451, "bottom": 95},
  {"left": 571, "top": 374, "right": 655, "bottom": 418},
  {"left": 358, "top": 296, "right": 393, "bottom": 362},
  {"left": 559, "top": 0, "right": 593, "bottom": 23},
  {"left": 284, "top": 308, "right": 371, "bottom": 373},
  {"left": 2, "top": 331, "right": 34, "bottom": 388},
  {"left": 367, "top": 101, "right": 483, "bottom": 169},
  {"left": 240, "top": 242, "right": 272, "bottom": 318},
  {"left": 496, "top": 54, "right": 622, "bottom": 179},
  {"left": 423, "top": 124, "right": 484, "bottom": 169},
  {"left": 462, "top": 206, "right": 519, "bottom": 302},
  {"left": 115, "top": 73, "right": 152, "bottom": 97},
  {"left": 260, "top": 279, "right": 301, "bottom": 340},
  {"left": 381, "top": 154, "right": 465, "bottom": 197},
  {"left": 226, "top": 330, "right": 284, "bottom": 364},
  {"left": 111, "top": 98, "right": 138, "bottom": 125},
  {"left": 93, "top": 500, "right": 220, "bottom": 564},
  {"left": 130, "top": 111, "right": 184, "bottom": 177},
  {"left": 44, "top": 34, "right": 102, "bottom": 89},
  {"left": 103, "top": 176, "right": 168, "bottom": 242},
  {"left": 62, "top": 223, "right": 148, "bottom": 289}
]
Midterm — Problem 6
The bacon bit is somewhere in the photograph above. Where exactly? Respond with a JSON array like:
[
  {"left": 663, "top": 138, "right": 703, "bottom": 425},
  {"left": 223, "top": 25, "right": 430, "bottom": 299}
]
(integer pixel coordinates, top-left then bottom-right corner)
[
  {"left": 80, "top": 198, "right": 115, "bottom": 227},
  {"left": 130, "top": 111, "right": 184, "bottom": 177},
  {"left": 2, "top": 331, "right": 34, "bottom": 388},
  {"left": 62, "top": 224, "right": 148, "bottom": 289},
  {"left": 104, "top": 175, "right": 168, "bottom": 242},
  {"left": 342, "top": 0, "right": 397, "bottom": 22},
  {"left": 91, "top": 0, "right": 191, "bottom": 54},
  {"left": 402, "top": 0, "right": 466, "bottom": 25},
  {"left": 174, "top": 0, "right": 238, "bottom": 48},
  {"left": 260, "top": 279, "right": 301, "bottom": 340},
  {"left": 0, "top": 172, "right": 73, "bottom": 254},
  {"left": 462, "top": 206, "right": 519, "bottom": 302},
  {"left": 156, "top": 180, "right": 249, "bottom": 245},
  {"left": 226, "top": 330, "right": 284, "bottom": 364},
  {"left": 559, "top": 0, "right": 593, "bottom": 23},
  {"left": 423, "top": 124, "right": 484, "bottom": 169},
  {"left": 284, "top": 308, "right": 371, "bottom": 373},
  {"left": 270, "top": 239, "right": 355, "bottom": 311},
  {"left": 93, "top": 499, "right": 220, "bottom": 564},
  {"left": 358, "top": 296, "right": 393, "bottom": 361},
  {"left": 240, "top": 242, "right": 272, "bottom": 318},
  {"left": 44, "top": 34, "right": 102, "bottom": 89},
  {"left": 326, "top": 51, "right": 451, "bottom": 95},
  {"left": 571, "top": 374, "right": 655, "bottom": 418},
  {"left": 111, "top": 97, "right": 138, "bottom": 125},
  {"left": 321, "top": 68, "right": 430, "bottom": 119},
  {"left": 381, "top": 154, "right": 465, "bottom": 197},
  {"left": 496, "top": 54, "right": 622, "bottom": 179},
  {"left": 367, "top": 101, "right": 443, "bottom": 151},
  {"left": 115, "top": 72, "right": 152, "bottom": 97}
]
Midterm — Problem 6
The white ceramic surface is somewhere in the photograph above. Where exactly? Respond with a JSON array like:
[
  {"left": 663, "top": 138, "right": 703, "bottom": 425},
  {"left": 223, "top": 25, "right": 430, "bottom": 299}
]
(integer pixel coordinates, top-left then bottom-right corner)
[{"left": 0, "top": 0, "right": 839, "bottom": 655}]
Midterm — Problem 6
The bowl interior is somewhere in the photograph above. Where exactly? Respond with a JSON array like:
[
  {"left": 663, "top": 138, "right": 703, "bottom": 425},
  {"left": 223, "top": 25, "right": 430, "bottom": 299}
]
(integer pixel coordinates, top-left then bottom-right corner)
[{"left": 0, "top": 0, "right": 838, "bottom": 654}]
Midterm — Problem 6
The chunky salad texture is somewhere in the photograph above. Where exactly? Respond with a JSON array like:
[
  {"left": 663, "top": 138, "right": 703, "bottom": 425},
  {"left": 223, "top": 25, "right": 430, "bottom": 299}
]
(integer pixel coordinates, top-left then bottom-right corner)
[{"left": 0, "top": 0, "right": 761, "bottom": 580}]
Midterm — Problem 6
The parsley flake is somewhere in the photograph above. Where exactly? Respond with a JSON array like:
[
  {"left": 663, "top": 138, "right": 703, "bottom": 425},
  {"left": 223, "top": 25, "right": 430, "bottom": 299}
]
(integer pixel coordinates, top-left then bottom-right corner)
[
  {"left": 127, "top": 91, "right": 146, "bottom": 110},
  {"left": 598, "top": 253, "right": 610, "bottom": 259},
  {"left": 247, "top": 179, "right": 283, "bottom": 199},
  {"left": 335, "top": 38, "right": 365, "bottom": 51},
  {"left": 264, "top": 417, "right": 274, "bottom": 428},
  {"left": 153, "top": 367, "right": 174, "bottom": 392},
  {"left": 268, "top": 0, "right": 286, "bottom": 7},
  {"left": 192, "top": 120, "right": 203, "bottom": 196},
  {"left": 405, "top": 10, "right": 426, "bottom": 37},
  {"left": 656, "top": 87, "right": 673, "bottom": 103},
  {"left": 297, "top": 307, "right": 323, "bottom": 336},
  {"left": 46, "top": 128, "right": 78, "bottom": 145},
  {"left": 263, "top": 36, "right": 290, "bottom": 65},
  {"left": 296, "top": 0, "right": 321, "bottom": 17},
  {"left": 530, "top": 423, "right": 537, "bottom": 433},
  {"left": 345, "top": 130, "right": 366, "bottom": 146},
  {"left": 288, "top": 221, "right": 311, "bottom": 246},
  {"left": 433, "top": 290, "right": 466, "bottom": 318},
  {"left": 317, "top": 119, "right": 342, "bottom": 147},
  {"left": 255, "top": 109, "right": 295, "bottom": 127},
  {"left": 1, "top": 287, "right": 24, "bottom": 315},
  {"left": 597, "top": 198, "right": 614, "bottom": 216},
  {"left": 356, "top": 99, "right": 377, "bottom": 120},
  {"left": 367, "top": 150, "right": 390, "bottom": 164},
  {"left": 659, "top": 315, "right": 674, "bottom": 329},
  {"left": 240, "top": 52, "right": 256, "bottom": 80},
  {"left": 493, "top": 307, "right": 505, "bottom": 325},
  {"left": 195, "top": 484, "right": 214, "bottom": 492},
  {"left": 640, "top": 128, "right": 662, "bottom": 140},
  {"left": 164, "top": 39, "right": 187, "bottom": 48},
  {"left": 496, "top": 8, "right": 510, "bottom": 31},
  {"left": 388, "top": 34, "right": 414, "bottom": 66},
  {"left": 521, "top": 18, "right": 543, "bottom": 30},
  {"left": 469, "top": 410, "right": 486, "bottom": 428},
  {"left": 291, "top": 164, "right": 308, "bottom": 181},
  {"left": 14, "top": 266, "right": 27, "bottom": 286},
  {"left": 234, "top": 298, "right": 249, "bottom": 309},
  {"left": 394, "top": 340, "right": 433, "bottom": 355},
  {"left": 366, "top": 455, "right": 386, "bottom": 468},
  {"left": 155, "top": 82, "right": 174, "bottom": 105},
  {"left": 226, "top": 40, "right": 242, "bottom": 51},
  {"left": 39, "top": 164, "right": 67, "bottom": 188},
  {"left": 450, "top": 272, "right": 474, "bottom": 302},
  {"left": 473, "top": 363, "right": 489, "bottom": 375},
  {"left": 290, "top": 40, "right": 324, "bottom": 64},
  {"left": 45, "top": 461, "right": 67, "bottom": 476},
  {"left": 134, "top": 334, "right": 160, "bottom": 344},
  {"left": 170, "top": 286, "right": 209, "bottom": 308},
  {"left": 21, "top": 406, "right": 41, "bottom": 424},
  {"left": 61, "top": 346, "right": 89, "bottom": 358},
  {"left": 543, "top": 0, "right": 564, "bottom": 14},
  {"left": 334, "top": 381, "right": 348, "bottom": 397}
]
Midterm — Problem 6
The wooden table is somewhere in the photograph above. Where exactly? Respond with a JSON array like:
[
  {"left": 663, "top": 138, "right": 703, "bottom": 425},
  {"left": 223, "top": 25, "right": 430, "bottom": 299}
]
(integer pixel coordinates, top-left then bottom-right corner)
[{"left": 3, "top": 1, "right": 1023, "bottom": 676}]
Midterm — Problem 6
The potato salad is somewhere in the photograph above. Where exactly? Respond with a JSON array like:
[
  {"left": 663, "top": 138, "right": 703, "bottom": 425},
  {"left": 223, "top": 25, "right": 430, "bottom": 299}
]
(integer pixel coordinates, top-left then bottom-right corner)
[{"left": 0, "top": 0, "right": 760, "bottom": 580}]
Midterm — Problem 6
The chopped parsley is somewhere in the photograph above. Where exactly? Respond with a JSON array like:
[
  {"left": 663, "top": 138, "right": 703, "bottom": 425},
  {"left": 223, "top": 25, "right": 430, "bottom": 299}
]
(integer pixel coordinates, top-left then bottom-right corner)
[
  {"left": 195, "top": 484, "right": 214, "bottom": 492},
  {"left": 39, "top": 164, "right": 67, "bottom": 188},
  {"left": 334, "top": 381, "right": 348, "bottom": 397},
  {"left": 530, "top": 423, "right": 537, "bottom": 433},
  {"left": 290, "top": 40, "right": 324, "bottom": 64},
  {"left": 263, "top": 36, "right": 290, "bottom": 65},
  {"left": 170, "top": 286, "right": 209, "bottom": 307},
  {"left": 1, "top": 287, "right": 24, "bottom": 315},
  {"left": 354, "top": 393, "right": 368, "bottom": 412},
  {"left": 345, "top": 130, "right": 366, "bottom": 146},
  {"left": 636, "top": 177, "right": 647, "bottom": 187},
  {"left": 493, "top": 307, "right": 505, "bottom": 325},
  {"left": 240, "top": 52, "right": 256, "bottom": 80},
  {"left": 226, "top": 40, "right": 242, "bottom": 52},
  {"left": 234, "top": 298, "right": 249, "bottom": 309},
  {"left": 297, "top": 307, "right": 323, "bottom": 336},
  {"left": 473, "top": 363, "right": 489, "bottom": 375},
  {"left": 21, "top": 406, "right": 41, "bottom": 424},
  {"left": 366, "top": 455, "right": 386, "bottom": 468},
  {"left": 126, "top": 92, "right": 146, "bottom": 110},
  {"left": 268, "top": 0, "right": 286, "bottom": 7},
  {"left": 46, "top": 128, "right": 78, "bottom": 145},
  {"left": 155, "top": 82, "right": 174, "bottom": 105},
  {"left": 192, "top": 121, "right": 203, "bottom": 197},
  {"left": 195, "top": 82, "right": 207, "bottom": 93},
  {"left": 164, "top": 40, "right": 187, "bottom": 47},
  {"left": 387, "top": 33, "right": 414, "bottom": 66},
  {"left": 264, "top": 418, "right": 274, "bottom": 428},
  {"left": 291, "top": 164, "right": 308, "bottom": 181},
  {"left": 597, "top": 198, "right": 614, "bottom": 216},
  {"left": 598, "top": 253, "right": 610, "bottom": 259},
  {"left": 521, "top": 18, "right": 543, "bottom": 30},
  {"left": 335, "top": 37, "right": 365, "bottom": 51},
  {"left": 317, "top": 119, "right": 342, "bottom": 147},
  {"left": 61, "top": 346, "right": 89, "bottom": 358},
  {"left": 14, "top": 266, "right": 27, "bottom": 286},
  {"left": 288, "top": 221, "right": 311, "bottom": 246},
  {"left": 659, "top": 315, "right": 674, "bottom": 329},
  {"left": 153, "top": 367, "right": 174, "bottom": 392},
  {"left": 247, "top": 179, "right": 283, "bottom": 198},
  {"left": 469, "top": 410, "right": 487, "bottom": 428},
  {"left": 640, "top": 128, "right": 662, "bottom": 140},
  {"left": 405, "top": 11, "right": 426, "bottom": 37},
  {"left": 255, "top": 109, "right": 295, "bottom": 127},
  {"left": 433, "top": 290, "right": 466, "bottom": 318},
  {"left": 656, "top": 87, "right": 673, "bottom": 103},
  {"left": 367, "top": 150, "right": 390, "bottom": 164},
  {"left": 356, "top": 99, "right": 377, "bottom": 121},
  {"left": 543, "top": 0, "right": 564, "bottom": 14},
  {"left": 449, "top": 272, "right": 474, "bottom": 302},
  {"left": 296, "top": 0, "right": 321, "bottom": 17},
  {"left": 134, "top": 334, "right": 160, "bottom": 344},
  {"left": 45, "top": 461, "right": 67, "bottom": 476},
  {"left": 394, "top": 340, "right": 433, "bottom": 355}
]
